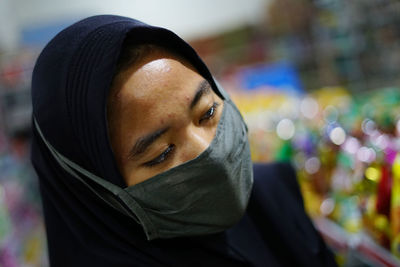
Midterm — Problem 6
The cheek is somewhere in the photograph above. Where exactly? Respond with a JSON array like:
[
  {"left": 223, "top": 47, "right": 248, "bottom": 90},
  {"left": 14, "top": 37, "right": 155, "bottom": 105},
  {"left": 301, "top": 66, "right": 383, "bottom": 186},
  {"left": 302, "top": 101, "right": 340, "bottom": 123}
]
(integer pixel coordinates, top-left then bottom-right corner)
[
  {"left": 123, "top": 156, "right": 178, "bottom": 186},
  {"left": 184, "top": 95, "right": 191, "bottom": 104},
  {"left": 124, "top": 166, "right": 157, "bottom": 186}
]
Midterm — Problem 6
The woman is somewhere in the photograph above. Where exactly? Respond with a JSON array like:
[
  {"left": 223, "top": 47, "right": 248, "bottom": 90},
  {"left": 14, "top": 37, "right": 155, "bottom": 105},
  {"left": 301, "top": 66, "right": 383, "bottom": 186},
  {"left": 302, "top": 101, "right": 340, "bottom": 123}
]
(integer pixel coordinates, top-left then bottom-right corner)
[{"left": 31, "top": 15, "right": 337, "bottom": 266}]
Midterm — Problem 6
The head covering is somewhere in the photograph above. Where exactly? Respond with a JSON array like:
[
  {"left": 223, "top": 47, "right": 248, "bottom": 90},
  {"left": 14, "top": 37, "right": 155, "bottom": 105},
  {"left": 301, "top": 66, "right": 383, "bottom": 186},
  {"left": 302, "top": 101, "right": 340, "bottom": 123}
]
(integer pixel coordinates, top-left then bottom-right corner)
[{"left": 31, "top": 15, "right": 247, "bottom": 266}]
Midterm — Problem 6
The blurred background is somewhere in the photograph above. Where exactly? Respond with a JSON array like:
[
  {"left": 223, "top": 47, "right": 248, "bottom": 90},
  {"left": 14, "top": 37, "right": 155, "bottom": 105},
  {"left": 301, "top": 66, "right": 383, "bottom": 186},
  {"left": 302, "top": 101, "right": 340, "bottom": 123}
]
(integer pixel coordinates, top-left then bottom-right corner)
[{"left": 1, "top": 0, "right": 400, "bottom": 266}]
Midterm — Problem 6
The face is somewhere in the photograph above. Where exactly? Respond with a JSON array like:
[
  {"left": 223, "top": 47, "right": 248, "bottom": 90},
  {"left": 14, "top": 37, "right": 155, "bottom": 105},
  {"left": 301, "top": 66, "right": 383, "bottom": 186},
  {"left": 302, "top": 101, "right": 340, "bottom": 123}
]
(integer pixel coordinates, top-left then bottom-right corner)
[{"left": 108, "top": 49, "right": 224, "bottom": 186}]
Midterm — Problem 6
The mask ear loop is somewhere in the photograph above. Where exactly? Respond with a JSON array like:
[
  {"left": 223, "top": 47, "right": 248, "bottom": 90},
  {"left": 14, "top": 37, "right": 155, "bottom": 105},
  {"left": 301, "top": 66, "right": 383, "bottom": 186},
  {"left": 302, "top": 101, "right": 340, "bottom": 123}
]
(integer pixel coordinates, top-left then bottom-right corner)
[{"left": 33, "top": 117, "right": 139, "bottom": 223}]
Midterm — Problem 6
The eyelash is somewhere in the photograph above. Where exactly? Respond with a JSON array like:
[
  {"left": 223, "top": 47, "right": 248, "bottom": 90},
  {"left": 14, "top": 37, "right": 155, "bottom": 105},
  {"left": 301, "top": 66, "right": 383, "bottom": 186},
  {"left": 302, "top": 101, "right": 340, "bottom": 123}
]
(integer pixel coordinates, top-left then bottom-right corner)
[
  {"left": 199, "top": 102, "right": 220, "bottom": 124},
  {"left": 144, "top": 144, "right": 175, "bottom": 167},
  {"left": 144, "top": 102, "right": 220, "bottom": 168}
]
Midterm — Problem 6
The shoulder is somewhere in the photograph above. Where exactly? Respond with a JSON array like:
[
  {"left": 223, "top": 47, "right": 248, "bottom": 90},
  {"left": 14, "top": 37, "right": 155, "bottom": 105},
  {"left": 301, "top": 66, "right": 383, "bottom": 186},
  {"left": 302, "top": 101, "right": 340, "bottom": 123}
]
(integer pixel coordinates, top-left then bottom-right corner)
[
  {"left": 252, "top": 161, "right": 304, "bottom": 207},
  {"left": 247, "top": 161, "right": 338, "bottom": 266}
]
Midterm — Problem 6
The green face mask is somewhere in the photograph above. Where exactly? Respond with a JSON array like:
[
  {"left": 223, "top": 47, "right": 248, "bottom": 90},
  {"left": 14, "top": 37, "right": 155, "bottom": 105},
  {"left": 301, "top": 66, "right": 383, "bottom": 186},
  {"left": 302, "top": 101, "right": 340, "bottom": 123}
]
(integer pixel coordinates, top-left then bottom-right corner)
[{"left": 34, "top": 92, "right": 254, "bottom": 241}]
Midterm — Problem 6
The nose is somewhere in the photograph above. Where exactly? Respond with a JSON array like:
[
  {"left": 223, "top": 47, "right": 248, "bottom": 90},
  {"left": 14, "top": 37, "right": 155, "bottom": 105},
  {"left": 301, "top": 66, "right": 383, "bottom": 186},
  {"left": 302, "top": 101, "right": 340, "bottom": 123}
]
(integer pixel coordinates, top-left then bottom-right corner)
[{"left": 178, "top": 124, "right": 214, "bottom": 163}]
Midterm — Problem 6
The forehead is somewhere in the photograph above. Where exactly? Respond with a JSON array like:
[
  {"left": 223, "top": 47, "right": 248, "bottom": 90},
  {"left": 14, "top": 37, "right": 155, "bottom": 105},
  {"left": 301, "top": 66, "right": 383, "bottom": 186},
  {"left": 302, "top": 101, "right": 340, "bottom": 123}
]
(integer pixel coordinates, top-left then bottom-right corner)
[
  {"left": 121, "top": 55, "right": 202, "bottom": 105},
  {"left": 108, "top": 50, "right": 206, "bottom": 135}
]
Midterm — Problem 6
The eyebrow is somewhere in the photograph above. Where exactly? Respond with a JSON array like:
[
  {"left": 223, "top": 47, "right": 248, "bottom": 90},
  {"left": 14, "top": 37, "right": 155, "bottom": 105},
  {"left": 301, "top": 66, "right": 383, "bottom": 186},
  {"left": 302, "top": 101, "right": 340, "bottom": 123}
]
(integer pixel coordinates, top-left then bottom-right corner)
[
  {"left": 128, "top": 79, "right": 211, "bottom": 160},
  {"left": 190, "top": 79, "right": 211, "bottom": 110},
  {"left": 128, "top": 127, "right": 170, "bottom": 159}
]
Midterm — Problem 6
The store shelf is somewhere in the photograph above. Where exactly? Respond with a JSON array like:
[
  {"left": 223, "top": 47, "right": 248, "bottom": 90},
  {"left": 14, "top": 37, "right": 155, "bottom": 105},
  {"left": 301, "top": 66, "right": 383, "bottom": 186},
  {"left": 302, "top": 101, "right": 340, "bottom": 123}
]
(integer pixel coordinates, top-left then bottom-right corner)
[{"left": 314, "top": 217, "right": 400, "bottom": 267}]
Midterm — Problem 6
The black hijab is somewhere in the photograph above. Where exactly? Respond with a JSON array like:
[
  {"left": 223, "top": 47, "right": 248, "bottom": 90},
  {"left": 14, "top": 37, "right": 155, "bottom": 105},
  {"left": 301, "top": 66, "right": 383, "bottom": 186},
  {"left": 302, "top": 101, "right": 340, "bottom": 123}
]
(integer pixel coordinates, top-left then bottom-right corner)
[{"left": 30, "top": 15, "right": 248, "bottom": 267}]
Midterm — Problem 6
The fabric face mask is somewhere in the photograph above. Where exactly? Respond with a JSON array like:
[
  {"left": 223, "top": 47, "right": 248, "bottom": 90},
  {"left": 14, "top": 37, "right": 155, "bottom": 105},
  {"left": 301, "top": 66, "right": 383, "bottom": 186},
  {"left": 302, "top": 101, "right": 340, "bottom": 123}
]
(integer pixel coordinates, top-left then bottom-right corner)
[{"left": 34, "top": 96, "right": 254, "bottom": 240}]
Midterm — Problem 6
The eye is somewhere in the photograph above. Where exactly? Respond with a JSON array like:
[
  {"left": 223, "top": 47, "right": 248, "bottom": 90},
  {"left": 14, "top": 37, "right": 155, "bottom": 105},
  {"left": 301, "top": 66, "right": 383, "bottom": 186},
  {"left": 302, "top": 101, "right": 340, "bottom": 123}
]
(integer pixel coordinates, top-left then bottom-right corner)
[
  {"left": 143, "top": 144, "right": 175, "bottom": 167},
  {"left": 199, "top": 102, "right": 220, "bottom": 124}
]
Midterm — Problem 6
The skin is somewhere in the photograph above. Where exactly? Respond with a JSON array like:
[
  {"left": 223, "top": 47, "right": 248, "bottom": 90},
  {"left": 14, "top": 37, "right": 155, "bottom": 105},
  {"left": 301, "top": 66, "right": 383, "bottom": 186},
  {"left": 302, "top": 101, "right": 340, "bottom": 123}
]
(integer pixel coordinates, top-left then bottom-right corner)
[{"left": 108, "top": 48, "right": 224, "bottom": 186}]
